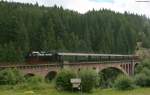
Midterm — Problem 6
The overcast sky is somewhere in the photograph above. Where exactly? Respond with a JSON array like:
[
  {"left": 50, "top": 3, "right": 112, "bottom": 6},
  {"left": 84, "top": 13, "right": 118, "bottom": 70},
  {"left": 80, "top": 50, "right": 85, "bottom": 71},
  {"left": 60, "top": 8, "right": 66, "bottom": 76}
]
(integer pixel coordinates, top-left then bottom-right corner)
[{"left": 6, "top": 0, "right": 150, "bottom": 17}]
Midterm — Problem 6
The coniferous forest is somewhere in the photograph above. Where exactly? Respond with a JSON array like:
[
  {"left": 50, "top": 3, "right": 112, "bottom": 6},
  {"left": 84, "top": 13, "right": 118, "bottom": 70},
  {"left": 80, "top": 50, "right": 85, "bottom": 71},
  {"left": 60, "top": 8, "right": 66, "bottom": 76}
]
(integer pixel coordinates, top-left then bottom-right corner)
[{"left": 0, "top": 1, "right": 150, "bottom": 62}]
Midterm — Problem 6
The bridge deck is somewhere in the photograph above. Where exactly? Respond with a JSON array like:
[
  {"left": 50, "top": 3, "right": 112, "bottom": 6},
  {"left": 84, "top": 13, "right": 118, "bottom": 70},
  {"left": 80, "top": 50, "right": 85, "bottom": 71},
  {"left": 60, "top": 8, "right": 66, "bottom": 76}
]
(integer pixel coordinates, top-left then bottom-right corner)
[{"left": 0, "top": 60, "right": 139, "bottom": 69}]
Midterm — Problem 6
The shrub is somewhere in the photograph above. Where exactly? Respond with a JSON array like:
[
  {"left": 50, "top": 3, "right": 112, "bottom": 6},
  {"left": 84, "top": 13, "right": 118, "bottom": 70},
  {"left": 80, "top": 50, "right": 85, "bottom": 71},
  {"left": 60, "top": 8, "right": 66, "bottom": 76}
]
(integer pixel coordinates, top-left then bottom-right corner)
[
  {"left": 135, "top": 59, "right": 150, "bottom": 74},
  {"left": 79, "top": 69, "right": 99, "bottom": 92},
  {"left": 0, "top": 69, "right": 24, "bottom": 85},
  {"left": 114, "top": 75, "right": 134, "bottom": 90},
  {"left": 140, "top": 67, "right": 150, "bottom": 76},
  {"left": 55, "top": 69, "right": 76, "bottom": 91},
  {"left": 134, "top": 73, "right": 150, "bottom": 87},
  {"left": 98, "top": 68, "right": 122, "bottom": 88},
  {"left": 134, "top": 63, "right": 150, "bottom": 87},
  {"left": 134, "top": 59, "right": 150, "bottom": 87},
  {"left": 25, "top": 76, "right": 45, "bottom": 84}
]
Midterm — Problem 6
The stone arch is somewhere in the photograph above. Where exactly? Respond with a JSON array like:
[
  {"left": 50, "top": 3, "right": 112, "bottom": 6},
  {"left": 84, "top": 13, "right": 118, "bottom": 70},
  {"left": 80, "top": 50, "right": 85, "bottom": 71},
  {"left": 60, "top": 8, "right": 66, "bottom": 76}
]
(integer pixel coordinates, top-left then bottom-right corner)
[
  {"left": 98, "top": 66, "right": 127, "bottom": 88},
  {"left": 134, "top": 62, "right": 140, "bottom": 69},
  {"left": 24, "top": 73, "right": 35, "bottom": 78},
  {"left": 45, "top": 71, "right": 57, "bottom": 81},
  {"left": 99, "top": 66, "right": 128, "bottom": 76},
  {"left": 133, "top": 62, "right": 140, "bottom": 74}
]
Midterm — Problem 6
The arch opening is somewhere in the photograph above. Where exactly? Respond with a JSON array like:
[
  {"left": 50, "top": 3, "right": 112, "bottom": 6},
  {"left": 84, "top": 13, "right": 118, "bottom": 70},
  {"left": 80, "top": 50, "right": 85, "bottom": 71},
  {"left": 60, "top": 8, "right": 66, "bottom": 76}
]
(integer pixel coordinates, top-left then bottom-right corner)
[
  {"left": 99, "top": 67, "right": 125, "bottom": 88},
  {"left": 24, "top": 73, "right": 35, "bottom": 78},
  {"left": 45, "top": 71, "right": 57, "bottom": 81},
  {"left": 134, "top": 62, "right": 140, "bottom": 74}
]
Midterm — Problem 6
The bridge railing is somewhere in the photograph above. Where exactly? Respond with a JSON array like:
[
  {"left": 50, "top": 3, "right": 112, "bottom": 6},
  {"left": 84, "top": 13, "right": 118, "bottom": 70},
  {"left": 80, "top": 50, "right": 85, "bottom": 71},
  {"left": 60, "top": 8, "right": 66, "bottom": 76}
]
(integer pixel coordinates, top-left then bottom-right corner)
[
  {"left": 0, "top": 60, "right": 139, "bottom": 69},
  {"left": 0, "top": 63, "right": 60, "bottom": 69},
  {"left": 63, "top": 60, "right": 139, "bottom": 64}
]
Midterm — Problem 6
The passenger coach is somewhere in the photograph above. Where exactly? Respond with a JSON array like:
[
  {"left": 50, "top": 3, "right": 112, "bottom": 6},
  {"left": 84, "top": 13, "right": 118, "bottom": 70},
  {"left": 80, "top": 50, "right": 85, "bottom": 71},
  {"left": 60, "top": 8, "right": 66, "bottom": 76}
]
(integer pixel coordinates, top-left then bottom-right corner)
[{"left": 26, "top": 51, "right": 139, "bottom": 64}]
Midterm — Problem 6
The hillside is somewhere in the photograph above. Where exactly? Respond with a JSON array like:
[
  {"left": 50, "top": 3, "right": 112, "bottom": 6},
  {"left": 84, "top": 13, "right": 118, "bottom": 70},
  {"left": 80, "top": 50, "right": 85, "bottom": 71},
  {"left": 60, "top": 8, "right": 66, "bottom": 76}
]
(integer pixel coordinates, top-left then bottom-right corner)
[{"left": 0, "top": 1, "right": 150, "bottom": 62}]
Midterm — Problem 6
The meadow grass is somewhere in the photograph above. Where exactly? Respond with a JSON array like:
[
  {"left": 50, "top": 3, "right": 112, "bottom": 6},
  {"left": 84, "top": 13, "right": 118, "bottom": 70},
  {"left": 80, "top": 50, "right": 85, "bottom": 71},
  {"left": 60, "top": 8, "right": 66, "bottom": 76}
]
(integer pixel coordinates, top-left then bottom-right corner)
[{"left": 0, "top": 84, "right": 150, "bottom": 95}]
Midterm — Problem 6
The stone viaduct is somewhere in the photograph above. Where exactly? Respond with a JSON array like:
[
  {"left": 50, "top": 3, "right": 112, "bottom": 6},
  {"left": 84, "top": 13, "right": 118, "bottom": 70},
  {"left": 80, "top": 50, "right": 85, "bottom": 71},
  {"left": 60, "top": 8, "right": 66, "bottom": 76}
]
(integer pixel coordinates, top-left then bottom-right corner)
[{"left": 0, "top": 59, "right": 139, "bottom": 79}]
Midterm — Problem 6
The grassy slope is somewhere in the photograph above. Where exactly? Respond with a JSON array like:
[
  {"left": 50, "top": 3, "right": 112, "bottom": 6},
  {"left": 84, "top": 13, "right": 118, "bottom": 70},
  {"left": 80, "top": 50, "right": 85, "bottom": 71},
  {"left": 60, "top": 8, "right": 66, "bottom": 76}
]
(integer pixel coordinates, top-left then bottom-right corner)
[{"left": 0, "top": 85, "right": 150, "bottom": 95}]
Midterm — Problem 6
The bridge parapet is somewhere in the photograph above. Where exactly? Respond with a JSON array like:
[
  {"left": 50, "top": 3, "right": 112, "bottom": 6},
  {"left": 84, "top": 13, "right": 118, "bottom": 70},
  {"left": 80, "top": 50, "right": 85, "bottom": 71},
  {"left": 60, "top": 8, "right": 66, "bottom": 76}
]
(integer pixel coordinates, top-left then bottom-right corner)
[
  {"left": 0, "top": 59, "right": 140, "bottom": 77},
  {"left": 0, "top": 63, "right": 58, "bottom": 68}
]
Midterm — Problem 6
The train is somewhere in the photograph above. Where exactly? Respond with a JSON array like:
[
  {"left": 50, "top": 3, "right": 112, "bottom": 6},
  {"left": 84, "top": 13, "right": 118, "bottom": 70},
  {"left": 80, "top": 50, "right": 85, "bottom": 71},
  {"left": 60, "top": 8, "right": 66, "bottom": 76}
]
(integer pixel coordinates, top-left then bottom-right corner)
[{"left": 26, "top": 51, "right": 139, "bottom": 64}]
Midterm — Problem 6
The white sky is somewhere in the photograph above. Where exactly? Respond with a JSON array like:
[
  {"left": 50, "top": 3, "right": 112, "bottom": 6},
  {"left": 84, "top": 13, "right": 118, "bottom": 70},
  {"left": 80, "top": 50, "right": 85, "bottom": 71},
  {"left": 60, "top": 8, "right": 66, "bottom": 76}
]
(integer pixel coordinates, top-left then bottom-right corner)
[{"left": 6, "top": 0, "right": 150, "bottom": 17}]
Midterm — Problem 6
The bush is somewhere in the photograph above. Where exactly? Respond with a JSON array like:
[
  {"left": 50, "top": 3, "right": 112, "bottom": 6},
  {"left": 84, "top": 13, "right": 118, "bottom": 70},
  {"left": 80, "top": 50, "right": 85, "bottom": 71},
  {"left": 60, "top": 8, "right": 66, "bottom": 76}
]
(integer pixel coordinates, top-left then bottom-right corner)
[
  {"left": 98, "top": 68, "right": 122, "bottom": 88},
  {"left": 79, "top": 69, "right": 99, "bottom": 92},
  {"left": 55, "top": 69, "right": 76, "bottom": 91},
  {"left": 114, "top": 75, "right": 134, "bottom": 90},
  {"left": 134, "top": 73, "right": 150, "bottom": 87},
  {"left": 25, "top": 76, "right": 45, "bottom": 84},
  {"left": 0, "top": 69, "right": 24, "bottom": 85},
  {"left": 135, "top": 59, "right": 150, "bottom": 74},
  {"left": 134, "top": 60, "right": 150, "bottom": 87},
  {"left": 132, "top": 59, "right": 150, "bottom": 88},
  {"left": 140, "top": 67, "right": 150, "bottom": 76}
]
